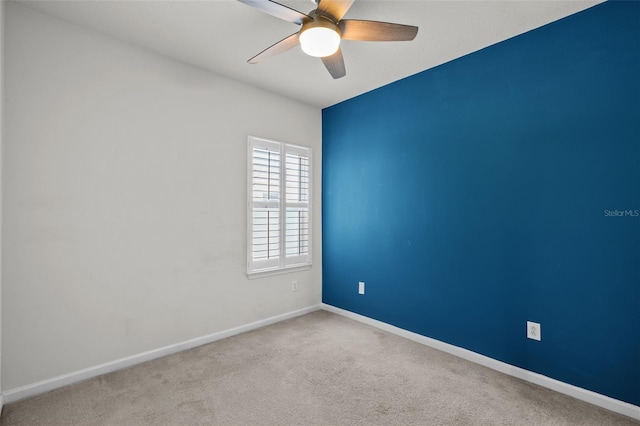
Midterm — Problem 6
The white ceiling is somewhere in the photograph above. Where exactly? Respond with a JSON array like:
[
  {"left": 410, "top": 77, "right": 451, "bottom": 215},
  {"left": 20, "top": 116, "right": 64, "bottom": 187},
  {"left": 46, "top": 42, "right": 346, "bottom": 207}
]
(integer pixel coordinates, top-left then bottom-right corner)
[{"left": 15, "top": 0, "right": 603, "bottom": 108}]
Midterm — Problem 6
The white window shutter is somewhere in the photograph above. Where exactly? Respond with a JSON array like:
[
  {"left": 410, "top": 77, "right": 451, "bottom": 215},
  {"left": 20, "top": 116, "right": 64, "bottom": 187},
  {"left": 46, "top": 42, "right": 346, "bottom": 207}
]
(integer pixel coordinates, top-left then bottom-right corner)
[
  {"left": 284, "top": 146, "right": 311, "bottom": 266},
  {"left": 248, "top": 138, "right": 281, "bottom": 271},
  {"left": 247, "top": 136, "right": 312, "bottom": 277}
]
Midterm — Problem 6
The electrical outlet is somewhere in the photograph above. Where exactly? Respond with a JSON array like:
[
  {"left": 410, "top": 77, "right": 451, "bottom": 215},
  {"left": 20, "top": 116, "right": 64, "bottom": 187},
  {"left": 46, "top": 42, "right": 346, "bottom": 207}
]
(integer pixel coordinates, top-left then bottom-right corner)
[
  {"left": 291, "top": 280, "right": 298, "bottom": 292},
  {"left": 358, "top": 281, "right": 365, "bottom": 295},
  {"left": 527, "top": 321, "right": 541, "bottom": 341}
]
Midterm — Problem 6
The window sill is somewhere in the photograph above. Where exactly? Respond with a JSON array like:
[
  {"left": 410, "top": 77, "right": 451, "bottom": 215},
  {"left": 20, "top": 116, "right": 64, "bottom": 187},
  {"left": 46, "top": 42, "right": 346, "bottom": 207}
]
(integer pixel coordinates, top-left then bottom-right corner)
[{"left": 247, "top": 263, "right": 312, "bottom": 280}]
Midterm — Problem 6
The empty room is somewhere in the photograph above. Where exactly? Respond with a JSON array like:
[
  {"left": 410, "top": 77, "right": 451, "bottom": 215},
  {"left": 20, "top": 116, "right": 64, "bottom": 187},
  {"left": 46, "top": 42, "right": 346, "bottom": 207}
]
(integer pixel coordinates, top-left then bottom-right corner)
[{"left": 0, "top": 0, "right": 638, "bottom": 424}]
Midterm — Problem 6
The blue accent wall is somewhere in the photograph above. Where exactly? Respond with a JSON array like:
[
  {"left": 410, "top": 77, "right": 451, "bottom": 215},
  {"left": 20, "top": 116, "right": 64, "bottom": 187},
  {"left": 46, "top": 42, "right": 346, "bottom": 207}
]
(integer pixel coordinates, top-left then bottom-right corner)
[{"left": 322, "top": 1, "right": 640, "bottom": 405}]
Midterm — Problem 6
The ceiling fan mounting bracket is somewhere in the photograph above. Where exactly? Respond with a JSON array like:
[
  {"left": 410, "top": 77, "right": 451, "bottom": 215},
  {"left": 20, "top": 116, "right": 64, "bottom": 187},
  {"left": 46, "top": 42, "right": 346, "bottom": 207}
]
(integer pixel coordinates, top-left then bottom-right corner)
[
  {"left": 309, "top": 8, "right": 338, "bottom": 24},
  {"left": 300, "top": 12, "right": 340, "bottom": 35}
]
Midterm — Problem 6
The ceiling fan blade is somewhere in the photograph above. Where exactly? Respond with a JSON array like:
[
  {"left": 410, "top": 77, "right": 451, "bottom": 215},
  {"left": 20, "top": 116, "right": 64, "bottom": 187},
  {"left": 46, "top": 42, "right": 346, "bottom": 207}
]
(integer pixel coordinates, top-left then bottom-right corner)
[
  {"left": 316, "top": 0, "right": 355, "bottom": 22},
  {"left": 339, "top": 20, "right": 418, "bottom": 41},
  {"left": 321, "top": 48, "right": 346, "bottom": 79},
  {"left": 248, "top": 32, "right": 300, "bottom": 64},
  {"left": 237, "top": 0, "right": 311, "bottom": 25}
]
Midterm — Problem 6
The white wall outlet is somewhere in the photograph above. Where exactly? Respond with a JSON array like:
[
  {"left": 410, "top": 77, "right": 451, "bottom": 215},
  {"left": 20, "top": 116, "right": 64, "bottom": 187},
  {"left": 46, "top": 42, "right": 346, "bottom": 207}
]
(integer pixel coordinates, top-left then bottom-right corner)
[
  {"left": 527, "top": 321, "right": 541, "bottom": 341},
  {"left": 291, "top": 280, "right": 298, "bottom": 292},
  {"left": 358, "top": 281, "right": 365, "bottom": 295}
]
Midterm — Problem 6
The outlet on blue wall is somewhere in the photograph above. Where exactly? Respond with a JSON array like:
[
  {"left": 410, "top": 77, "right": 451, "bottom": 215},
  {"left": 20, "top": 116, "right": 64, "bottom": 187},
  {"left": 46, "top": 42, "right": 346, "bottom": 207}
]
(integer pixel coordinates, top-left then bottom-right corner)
[{"left": 322, "top": 1, "right": 639, "bottom": 406}]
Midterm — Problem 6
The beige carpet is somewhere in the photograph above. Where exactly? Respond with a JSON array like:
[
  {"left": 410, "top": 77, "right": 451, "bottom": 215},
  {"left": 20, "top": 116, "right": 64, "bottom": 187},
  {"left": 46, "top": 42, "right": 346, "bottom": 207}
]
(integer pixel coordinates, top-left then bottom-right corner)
[{"left": 1, "top": 310, "right": 638, "bottom": 425}]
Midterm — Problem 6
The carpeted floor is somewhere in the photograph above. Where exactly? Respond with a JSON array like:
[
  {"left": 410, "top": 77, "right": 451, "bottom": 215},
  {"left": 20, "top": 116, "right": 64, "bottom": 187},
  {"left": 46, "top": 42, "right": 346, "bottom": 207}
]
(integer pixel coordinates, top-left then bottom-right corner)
[{"left": 1, "top": 310, "right": 638, "bottom": 425}]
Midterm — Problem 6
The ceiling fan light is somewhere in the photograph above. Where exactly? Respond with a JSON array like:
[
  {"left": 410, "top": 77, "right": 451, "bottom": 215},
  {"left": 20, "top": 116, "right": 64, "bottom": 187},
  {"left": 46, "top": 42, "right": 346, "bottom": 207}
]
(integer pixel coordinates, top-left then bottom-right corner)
[{"left": 299, "top": 25, "right": 341, "bottom": 58}]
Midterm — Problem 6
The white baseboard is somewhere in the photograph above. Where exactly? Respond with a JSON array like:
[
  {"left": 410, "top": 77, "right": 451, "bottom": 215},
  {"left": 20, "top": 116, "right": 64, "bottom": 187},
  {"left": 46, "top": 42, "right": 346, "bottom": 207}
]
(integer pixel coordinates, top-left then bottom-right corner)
[
  {"left": 321, "top": 303, "right": 640, "bottom": 421},
  {"left": 3, "top": 304, "right": 322, "bottom": 404}
]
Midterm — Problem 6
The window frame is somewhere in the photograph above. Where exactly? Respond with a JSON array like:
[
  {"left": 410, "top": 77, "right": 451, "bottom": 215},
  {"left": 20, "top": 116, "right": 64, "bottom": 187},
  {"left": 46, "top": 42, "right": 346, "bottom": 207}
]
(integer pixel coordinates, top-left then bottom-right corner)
[{"left": 247, "top": 135, "right": 312, "bottom": 278}]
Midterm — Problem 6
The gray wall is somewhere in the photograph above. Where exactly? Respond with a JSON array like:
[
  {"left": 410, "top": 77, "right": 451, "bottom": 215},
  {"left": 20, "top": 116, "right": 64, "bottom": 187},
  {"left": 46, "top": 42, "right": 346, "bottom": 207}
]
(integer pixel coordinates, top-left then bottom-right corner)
[
  {"left": 2, "top": 2, "right": 322, "bottom": 391},
  {"left": 0, "top": 0, "right": 5, "bottom": 408}
]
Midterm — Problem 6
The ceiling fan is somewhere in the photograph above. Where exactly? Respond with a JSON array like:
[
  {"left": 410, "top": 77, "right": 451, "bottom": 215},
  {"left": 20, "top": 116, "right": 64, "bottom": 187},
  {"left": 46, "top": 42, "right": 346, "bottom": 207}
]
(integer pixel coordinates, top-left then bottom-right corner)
[{"left": 237, "top": 0, "right": 419, "bottom": 79}]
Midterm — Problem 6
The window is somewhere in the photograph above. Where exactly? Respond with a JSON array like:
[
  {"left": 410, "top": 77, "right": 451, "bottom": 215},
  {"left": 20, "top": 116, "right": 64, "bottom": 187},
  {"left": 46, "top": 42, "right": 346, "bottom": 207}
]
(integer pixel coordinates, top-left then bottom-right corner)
[{"left": 247, "top": 136, "right": 312, "bottom": 277}]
